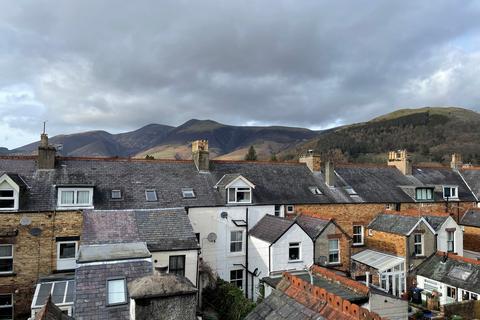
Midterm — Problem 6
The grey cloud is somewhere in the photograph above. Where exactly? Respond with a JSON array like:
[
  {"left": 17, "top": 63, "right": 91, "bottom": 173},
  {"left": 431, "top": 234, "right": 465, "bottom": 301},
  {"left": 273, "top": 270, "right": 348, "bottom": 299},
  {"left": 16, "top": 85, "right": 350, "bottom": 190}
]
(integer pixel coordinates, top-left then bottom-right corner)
[{"left": 1, "top": 0, "right": 480, "bottom": 148}]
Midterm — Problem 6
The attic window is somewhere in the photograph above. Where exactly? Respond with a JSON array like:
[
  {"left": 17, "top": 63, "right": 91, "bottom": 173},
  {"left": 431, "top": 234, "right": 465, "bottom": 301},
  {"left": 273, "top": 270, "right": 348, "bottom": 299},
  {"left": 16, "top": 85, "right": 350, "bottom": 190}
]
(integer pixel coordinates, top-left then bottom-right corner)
[
  {"left": 309, "top": 187, "right": 322, "bottom": 195},
  {"left": 416, "top": 188, "right": 433, "bottom": 201},
  {"left": 57, "top": 188, "right": 93, "bottom": 208},
  {"left": 182, "top": 188, "right": 195, "bottom": 199},
  {"left": 111, "top": 190, "right": 122, "bottom": 199},
  {"left": 227, "top": 187, "right": 251, "bottom": 204},
  {"left": 443, "top": 186, "right": 458, "bottom": 199},
  {"left": 0, "top": 190, "right": 15, "bottom": 210},
  {"left": 145, "top": 190, "right": 158, "bottom": 202}
]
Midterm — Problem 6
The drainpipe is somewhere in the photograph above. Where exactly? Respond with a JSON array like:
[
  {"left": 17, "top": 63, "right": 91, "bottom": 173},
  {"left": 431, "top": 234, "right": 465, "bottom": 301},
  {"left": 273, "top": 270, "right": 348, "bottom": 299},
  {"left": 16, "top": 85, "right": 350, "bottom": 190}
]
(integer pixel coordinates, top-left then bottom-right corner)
[{"left": 245, "top": 207, "right": 249, "bottom": 299}]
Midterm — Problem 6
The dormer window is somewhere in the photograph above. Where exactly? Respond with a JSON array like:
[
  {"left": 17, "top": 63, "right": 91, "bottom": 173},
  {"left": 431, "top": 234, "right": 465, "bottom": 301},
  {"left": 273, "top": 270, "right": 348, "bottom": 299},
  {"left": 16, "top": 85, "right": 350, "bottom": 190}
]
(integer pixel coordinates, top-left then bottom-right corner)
[
  {"left": 443, "top": 186, "right": 458, "bottom": 199},
  {"left": 415, "top": 188, "right": 434, "bottom": 201},
  {"left": 182, "top": 188, "right": 195, "bottom": 199},
  {"left": 145, "top": 190, "right": 158, "bottom": 202},
  {"left": 57, "top": 187, "right": 93, "bottom": 208},
  {"left": 309, "top": 187, "right": 322, "bottom": 195},
  {"left": 0, "top": 174, "right": 20, "bottom": 211},
  {"left": 227, "top": 187, "right": 251, "bottom": 203},
  {"left": 0, "top": 190, "right": 15, "bottom": 210}
]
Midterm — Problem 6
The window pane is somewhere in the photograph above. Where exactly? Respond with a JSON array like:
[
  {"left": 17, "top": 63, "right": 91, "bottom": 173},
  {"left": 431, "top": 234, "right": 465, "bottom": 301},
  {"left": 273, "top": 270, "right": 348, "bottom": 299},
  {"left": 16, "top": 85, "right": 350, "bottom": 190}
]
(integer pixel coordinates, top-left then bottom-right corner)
[
  {"left": 0, "top": 246, "right": 12, "bottom": 257},
  {"left": 61, "top": 191, "right": 74, "bottom": 204},
  {"left": 0, "top": 294, "right": 11, "bottom": 306},
  {"left": 111, "top": 190, "right": 122, "bottom": 199},
  {"left": 444, "top": 187, "right": 451, "bottom": 197},
  {"left": 329, "top": 240, "right": 339, "bottom": 250},
  {"left": 0, "top": 190, "right": 13, "bottom": 197},
  {"left": 289, "top": 247, "right": 299, "bottom": 260},
  {"left": 0, "top": 259, "right": 13, "bottom": 272},
  {"left": 0, "top": 200, "right": 14, "bottom": 208},
  {"left": 59, "top": 243, "right": 76, "bottom": 259},
  {"left": 145, "top": 190, "right": 157, "bottom": 201},
  {"left": 65, "top": 281, "right": 75, "bottom": 303},
  {"left": 0, "top": 307, "right": 12, "bottom": 320},
  {"left": 77, "top": 191, "right": 90, "bottom": 204},
  {"left": 107, "top": 279, "right": 126, "bottom": 304},
  {"left": 52, "top": 282, "right": 66, "bottom": 304},
  {"left": 35, "top": 283, "right": 53, "bottom": 307},
  {"left": 228, "top": 188, "right": 235, "bottom": 202},
  {"left": 169, "top": 255, "right": 186, "bottom": 277},
  {"left": 231, "top": 231, "right": 242, "bottom": 242}
]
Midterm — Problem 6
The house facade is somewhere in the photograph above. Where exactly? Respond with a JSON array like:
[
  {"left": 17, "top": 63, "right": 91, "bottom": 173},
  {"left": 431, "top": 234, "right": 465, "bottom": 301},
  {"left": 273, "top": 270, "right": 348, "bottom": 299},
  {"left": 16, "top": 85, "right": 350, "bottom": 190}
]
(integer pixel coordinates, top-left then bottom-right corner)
[{"left": 460, "top": 208, "right": 480, "bottom": 259}]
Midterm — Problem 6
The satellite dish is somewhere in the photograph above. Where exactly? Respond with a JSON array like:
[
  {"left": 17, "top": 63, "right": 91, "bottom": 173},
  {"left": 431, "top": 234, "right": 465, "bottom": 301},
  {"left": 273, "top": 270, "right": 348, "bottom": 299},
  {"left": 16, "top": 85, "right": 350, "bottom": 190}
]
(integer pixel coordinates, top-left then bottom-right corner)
[
  {"left": 29, "top": 228, "right": 42, "bottom": 237},
  {"left": 20, "top": 216, "right": 32, "bottom": 226},
  {"left": 207, "top": 232, "right": 217, "bottom": 243},
  {"left": 220, "top": 212, "right": 228, "bottom": 219}
]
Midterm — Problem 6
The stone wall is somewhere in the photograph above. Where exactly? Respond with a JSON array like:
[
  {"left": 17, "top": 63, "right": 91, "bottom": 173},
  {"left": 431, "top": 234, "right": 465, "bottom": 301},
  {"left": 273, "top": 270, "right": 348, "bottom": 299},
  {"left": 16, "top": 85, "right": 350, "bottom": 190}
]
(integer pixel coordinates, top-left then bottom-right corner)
[
  {"left": 464, "top": 226, "right": 480, "bottom": 252},
  {"left": 314, "top": 223, "right": 351, "bottom": 272},
  {"left": 443, "top": 300, "right": 480, "bottom": 319},
  {"left": 0, "top": 210, "right": 83, "bottom": 319},
  {"left": 133, "top": 294, "right": 197, "bottom": 320},
  {"left": 365, "top": 229, "right": 406, "bottom": 257}
]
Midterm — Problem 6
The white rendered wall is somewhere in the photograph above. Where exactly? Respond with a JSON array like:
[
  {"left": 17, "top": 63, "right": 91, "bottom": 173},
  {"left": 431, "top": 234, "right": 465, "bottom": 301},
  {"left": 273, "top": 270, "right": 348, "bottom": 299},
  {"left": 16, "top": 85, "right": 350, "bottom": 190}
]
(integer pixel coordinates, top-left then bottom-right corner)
[
  {"left": 436, "top": 217, "right": 463, "bottom": 256},
  {"left": 248, "top": 236, "right": 271, "bottom": 300},
  {"left": 151, "top": 250, "right": 198, "bottom": 285}
]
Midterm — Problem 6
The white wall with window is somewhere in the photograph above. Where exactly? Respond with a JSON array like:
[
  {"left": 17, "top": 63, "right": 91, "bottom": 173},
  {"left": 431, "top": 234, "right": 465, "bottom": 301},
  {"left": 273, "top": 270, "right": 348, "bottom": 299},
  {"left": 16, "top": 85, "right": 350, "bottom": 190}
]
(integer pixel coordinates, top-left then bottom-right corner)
[
  {"left": 151, "top": 250, "right": 198, "bottom": 285},
  {"left": 436, "top": 217, "right": 463, "bottom": 256},
  {"left": 0, "top": 244, "right": 13, "bottom": 274},
  {"left": 270, "top": 224, "right": 313, "bottom": 273},
  {"left": 56, "top": 240, "right": 77, "bottom": 271},
  {"left": 0, "top": 175, "right": 20, "bottom": 211},
  {"left": 416, "top": 275, "right": 478, "bottom": 305},
  {"left": 57, "top": 187, "right": 93, "bottom": 209},
  {"left": 352, "top": 225, "right": 364, "bottom": 246},
  {"left": 225, "top": 176, "right": 255, "bottom": 204},
  {"left": 229, "top": 269, "right": 244, "bottom": 290}
]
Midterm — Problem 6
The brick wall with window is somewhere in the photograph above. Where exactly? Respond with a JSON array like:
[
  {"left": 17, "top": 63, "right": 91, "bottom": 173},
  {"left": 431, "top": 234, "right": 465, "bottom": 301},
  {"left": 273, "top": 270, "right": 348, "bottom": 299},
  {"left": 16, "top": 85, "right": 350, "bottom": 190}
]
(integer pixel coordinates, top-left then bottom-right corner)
[{"left": 0, "top": 211, "right": 82, "bottom": 319}]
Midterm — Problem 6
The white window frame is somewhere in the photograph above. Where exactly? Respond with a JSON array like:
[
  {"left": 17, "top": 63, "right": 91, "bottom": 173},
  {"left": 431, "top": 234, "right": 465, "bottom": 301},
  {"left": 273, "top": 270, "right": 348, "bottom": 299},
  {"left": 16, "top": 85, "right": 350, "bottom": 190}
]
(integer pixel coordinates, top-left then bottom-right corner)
[
  {"left": 447, "top": 230, "right": 455, "bottom": 253},
  {"left": 56, "top": 241, "right": 77, "bottom": 271},
  {"left": 227, "top": 187, "right": 252, "bottom": 204},
  {"left": 352, "top": 225, "right": 364, "bottom": 246},
  {"left": 229, "top": 269, "right": 244, "bottom": 290},
  {"left": 32, "top": 280, "right": 75, "bottom": 308},
  {"left": 446, "top": 285, "right": 457, "bottom": 300},
  {"left": 413, "top": 233, "right": 424, "bottom": 256},
  {"left": 229, "top": 230, "right": 244, "bottom": 253},
  {"left": 443, "top": 186, "right": 458, "bottom": 200},
  {"left": 0, "top": 244, "right": 13, "bottom": 274},
  {"left": 274, "top": 205, "right": 281, "bottom": 217},
  {"left": 181, "top": 188, "right": 195, "bottom": 199},
  {"left": 288, "top": 242, "right": 301, "bottom": 262},
  {"left": 415, "top": 188, "right": 433, "bottom": 201},
  {"left": 57, "top": 187, "right": 93, "bottom": 208},
  {"left": 328, "top": 239, "right": 340, "bottom": 264},
  {"left": 111, "top": 189, "right": 122, "bottom": 199},
  {"left": 0, "top": 294, "right": 13, "bottom": 320},
  {"left": 106, "top": 278, "right": 127, "bottom": 306},
  {"left": 0, "top": 187, "right": 17, "bottom": 211},
  {"left": 286, "top": 205, "right": 294, "bottom": 214},
  {"left": 145, "top": 189, "right": 158, "bottom": 202}
]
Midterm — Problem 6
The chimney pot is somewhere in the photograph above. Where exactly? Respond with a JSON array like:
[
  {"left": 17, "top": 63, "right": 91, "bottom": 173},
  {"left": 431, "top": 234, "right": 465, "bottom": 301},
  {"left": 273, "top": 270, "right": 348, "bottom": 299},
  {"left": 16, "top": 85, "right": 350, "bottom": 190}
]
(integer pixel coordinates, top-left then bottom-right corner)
[{"left": 38, "top": 134, "right": 56, "bottom": 170}]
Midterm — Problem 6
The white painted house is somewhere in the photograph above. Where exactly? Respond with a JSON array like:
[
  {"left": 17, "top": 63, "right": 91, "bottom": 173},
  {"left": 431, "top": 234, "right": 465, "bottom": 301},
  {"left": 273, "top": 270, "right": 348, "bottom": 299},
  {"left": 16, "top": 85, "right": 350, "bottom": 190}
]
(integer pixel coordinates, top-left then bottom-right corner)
[
  {"left": 248, "top": 215, "right": 313, "bottom": 300},
  {"left": 425, "top": 215, "right": 463, "bottom": 256}
]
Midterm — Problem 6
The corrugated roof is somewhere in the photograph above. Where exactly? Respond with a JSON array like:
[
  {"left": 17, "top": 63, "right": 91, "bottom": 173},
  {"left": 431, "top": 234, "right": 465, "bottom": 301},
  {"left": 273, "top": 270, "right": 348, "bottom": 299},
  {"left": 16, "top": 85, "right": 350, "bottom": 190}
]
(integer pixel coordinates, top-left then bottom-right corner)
[{"left": 352, "top": 249, "right": 405, "bottom": 272}]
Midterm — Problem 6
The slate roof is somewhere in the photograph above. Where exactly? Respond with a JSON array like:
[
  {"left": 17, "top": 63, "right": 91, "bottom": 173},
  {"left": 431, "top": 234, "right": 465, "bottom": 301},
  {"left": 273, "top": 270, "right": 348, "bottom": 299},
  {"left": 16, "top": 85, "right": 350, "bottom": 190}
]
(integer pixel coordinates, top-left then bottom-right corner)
[
  {"left": 249, "top": 215, "right": 295, "bottom": 243},
  {"left": 0, "top": 157, "right": 332, "bottom": 211},
  {"left": 295, "top": 215, "right": 330, "bottom": 239},
  {"left": 460, "top": 208, "right": 480, "bottom": 228},
  {"left": 367, "top": 214, "right": 420, "bottom": 235},
  {"left": 245, "top": 289, "right": 324, "bottom": 320},
  {"left": 416, "top": 253, "right": 480, "bottom": 294},
  {"left": 81, "top": 209, "right": 199, "bottom": 251},
  {"left": 460, "top": 169, "right": 480, "bottom": 200},
  {"left": 424, "top": 215, "right": 448, "bottom": 231}
]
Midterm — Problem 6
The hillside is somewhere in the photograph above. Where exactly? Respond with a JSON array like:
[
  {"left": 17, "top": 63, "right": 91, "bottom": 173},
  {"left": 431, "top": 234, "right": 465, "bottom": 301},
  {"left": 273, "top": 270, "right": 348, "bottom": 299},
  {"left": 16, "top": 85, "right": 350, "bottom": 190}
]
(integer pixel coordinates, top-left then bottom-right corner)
[{"left": 280, "top": 107, "right": 480, "bottom": 164}]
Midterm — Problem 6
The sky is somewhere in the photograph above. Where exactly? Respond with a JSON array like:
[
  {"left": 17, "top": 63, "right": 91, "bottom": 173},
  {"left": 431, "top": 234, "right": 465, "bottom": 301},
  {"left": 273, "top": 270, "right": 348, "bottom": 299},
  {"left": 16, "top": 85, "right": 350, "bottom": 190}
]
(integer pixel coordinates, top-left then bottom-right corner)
[{"left": 1, "top": 1, "right": 480, "bottom": 149}]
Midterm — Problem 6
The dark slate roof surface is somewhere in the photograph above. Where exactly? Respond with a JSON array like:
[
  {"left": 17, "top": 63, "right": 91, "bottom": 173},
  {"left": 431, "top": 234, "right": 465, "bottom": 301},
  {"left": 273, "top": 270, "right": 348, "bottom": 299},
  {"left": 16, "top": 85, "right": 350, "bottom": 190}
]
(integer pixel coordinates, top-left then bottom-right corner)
[
  {"left": 424, "top": 216, "right": 448, "bottom": 231},
  {"left": 460, "top": 208, "right": 480, "bottom": 227},
  {"left": 249, "top": 215, "right": 295, "bottom": 243},
  {"left": 367, "top": 214, "right": 420, "bottom": 235},
  {"left": 416, "top": 254, "right": 480, "bottom": 294},
  {"left": 245, "top": 289, "right": 324, "bottom": 320},
  {"left": 460, "top": 169, "right": 480, "bottom": 200},
  {"left": 295, "top": 215, "right": 330, "bottom": 239}
]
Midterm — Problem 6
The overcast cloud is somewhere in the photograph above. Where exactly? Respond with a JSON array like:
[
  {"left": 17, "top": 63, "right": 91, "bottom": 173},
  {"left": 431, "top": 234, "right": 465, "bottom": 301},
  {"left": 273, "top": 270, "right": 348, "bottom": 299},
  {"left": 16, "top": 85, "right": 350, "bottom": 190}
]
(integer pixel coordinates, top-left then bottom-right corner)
[{"left": 1, "top": 0, "right": 480, "bottom": 148}]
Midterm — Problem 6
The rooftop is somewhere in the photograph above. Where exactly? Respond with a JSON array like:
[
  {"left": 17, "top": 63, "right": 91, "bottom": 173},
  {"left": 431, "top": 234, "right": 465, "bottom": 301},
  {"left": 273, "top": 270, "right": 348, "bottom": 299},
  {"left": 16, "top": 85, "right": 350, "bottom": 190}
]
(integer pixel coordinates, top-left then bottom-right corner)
[
  {"left": 352, "top": 249, "right": 405, "bottom": 272},
  {"left": 77, "top": 242, "right": 151, "bottom": 263},
  {"left": 249, "top": 215, "right": 296, "bottom": 243},
  {"left": 295, "top": 215, "right": 331, "bottom": 240},
  {"left": 128, "top": 273, "right": 197, "bottom": 300},
  {"left": 460, "top": 208, "right": 480, "bottom": 227}
]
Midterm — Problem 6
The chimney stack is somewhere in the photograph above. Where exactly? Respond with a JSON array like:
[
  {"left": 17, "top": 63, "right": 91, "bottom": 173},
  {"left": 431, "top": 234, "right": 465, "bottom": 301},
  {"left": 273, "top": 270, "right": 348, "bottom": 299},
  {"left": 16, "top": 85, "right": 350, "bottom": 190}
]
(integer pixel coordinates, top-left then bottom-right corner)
[
  {"left": 325, "top": 161, "right": 335, "bottom": 187},
  {"left": 192, "top": 140, "right": 209, "bottom": 172},
  {"left": 387, "top": 150, "right": 412, "bottom": 175},
  {"left": 450, "top": 153, "right": 463, "bottom": 170},
  {"left": 299, "top": 150, "right": 321, "bottom": 172},
  {"left": 38, "top": 133, "right": 56, "bottom": 170}
]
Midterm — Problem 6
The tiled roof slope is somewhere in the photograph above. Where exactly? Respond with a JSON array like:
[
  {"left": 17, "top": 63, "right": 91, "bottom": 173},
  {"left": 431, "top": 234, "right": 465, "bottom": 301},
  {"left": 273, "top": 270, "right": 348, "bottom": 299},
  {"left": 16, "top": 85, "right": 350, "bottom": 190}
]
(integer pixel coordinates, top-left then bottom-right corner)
[
  {"left": 249, "top": 215, "right": 295, "bottom": 243},
  {"left": 460, "top": 168, "right": 480, "bottom": 200},
  {"left": 368, "top": 214, "right": 447, "bottom": 235},
  {"left": 0, "top": 157, "right": 330, "bottom": 211},
  {"left": 81, "top": 209, "right": 199, "bottom": 251},
  {"left": 245, "top": 290, "right": 324, "bottom": 320},
  {"left": 460, "top": 208, "right": 480, "bottom": 227},
  {"left": 416, "top": 252, "right": 480, "bottom": 295},
  {"left": 295, "top": 215, "right": 330, "bottom": 239}
]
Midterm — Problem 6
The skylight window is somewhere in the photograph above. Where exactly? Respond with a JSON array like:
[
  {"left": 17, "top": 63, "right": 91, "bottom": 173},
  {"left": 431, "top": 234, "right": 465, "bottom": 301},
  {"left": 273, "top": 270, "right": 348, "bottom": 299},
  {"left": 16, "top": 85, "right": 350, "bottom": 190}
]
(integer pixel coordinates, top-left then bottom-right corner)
[
  {"left": 182, "top": 188, "right": 195, "bottom": 198},
  {"left": 309, "top": 187, "right": 322, "bottom": 195},
  {"left": 448, "top": 267, "right": 473, "bottom": 281},
  {"left": 111, "top": 190, "right": 122, "bottom": 199},
  {"left": 145, "top": 190, "right": 158, "bottom": 202}
]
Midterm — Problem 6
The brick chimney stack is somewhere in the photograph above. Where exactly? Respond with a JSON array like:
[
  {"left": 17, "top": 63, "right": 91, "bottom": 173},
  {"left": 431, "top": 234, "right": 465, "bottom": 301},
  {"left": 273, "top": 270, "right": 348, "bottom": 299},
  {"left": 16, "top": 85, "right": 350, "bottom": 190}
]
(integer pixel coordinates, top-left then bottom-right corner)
[
  {"left": 450, "top": 153, "right": 463, "bottom": 170},
  {"left": 299, "top": 150, "right": 321, "bottom": 172},
  {"left": 192, "top": 140, "right": 209, "bottom": 172},
  {"left": 387, "top": 150, "right": 412, "bottom": 175},
  {"left": 38, "top": 133, "right": 56, "bottom": 170}
]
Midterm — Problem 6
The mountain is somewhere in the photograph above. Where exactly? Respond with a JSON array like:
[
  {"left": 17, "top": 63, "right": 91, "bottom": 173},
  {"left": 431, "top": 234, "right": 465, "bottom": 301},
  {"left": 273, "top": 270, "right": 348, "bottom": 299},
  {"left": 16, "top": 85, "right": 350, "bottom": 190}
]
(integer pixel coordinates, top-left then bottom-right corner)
[
  {"left": 280, "top": 107, "right": 480, "bottom": 164},
  {"left": 9, "top": 107, "right": 480, "bottom": 163},
  {"left": 11, "top": 120, "right": 317, "bottom": 159}
]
